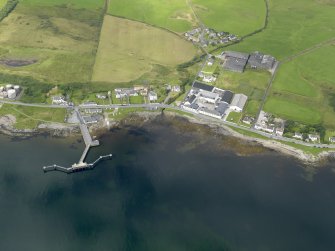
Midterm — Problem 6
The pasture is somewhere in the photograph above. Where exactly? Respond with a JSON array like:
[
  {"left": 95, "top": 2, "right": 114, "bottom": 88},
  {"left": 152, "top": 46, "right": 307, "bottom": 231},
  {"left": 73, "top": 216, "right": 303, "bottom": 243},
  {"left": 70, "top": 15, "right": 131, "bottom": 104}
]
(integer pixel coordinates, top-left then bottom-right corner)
[
  {"left": 215, "top": 69, "right": 271, "bottom": 116},
  {"left": 267, "top": 44, "right": 335, "bottom": 129},
  {"left": 0, "top": 0, "right": 6, "bottom": 9},
  {"left": 192, "top": 0, "right": 266, "bottom": 36},
  {"left": 264, "top": 98, "right": 322, "bottom": 124},
  {"left": 92, "top": 15, "right": 197, "bottom": 83},
  {"left": 0, "top": 0, "right": 105, "bottom": 83},
  {"left": 108, "top": 0, "right": 194, "bottom": 32},
  {"left": 228, "top": 0, "right": 335, "bottom": 60},
  {"left": 0, "top": 104, "right": 66, "bottom": 129}
]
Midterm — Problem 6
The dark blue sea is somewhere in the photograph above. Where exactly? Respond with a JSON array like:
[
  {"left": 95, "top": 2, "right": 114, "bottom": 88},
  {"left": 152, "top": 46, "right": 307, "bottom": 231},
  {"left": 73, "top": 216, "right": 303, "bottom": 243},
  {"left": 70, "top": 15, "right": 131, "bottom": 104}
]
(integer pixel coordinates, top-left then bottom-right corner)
[{"left": 1, "top": 117, "right": 335, "bottom": 251}]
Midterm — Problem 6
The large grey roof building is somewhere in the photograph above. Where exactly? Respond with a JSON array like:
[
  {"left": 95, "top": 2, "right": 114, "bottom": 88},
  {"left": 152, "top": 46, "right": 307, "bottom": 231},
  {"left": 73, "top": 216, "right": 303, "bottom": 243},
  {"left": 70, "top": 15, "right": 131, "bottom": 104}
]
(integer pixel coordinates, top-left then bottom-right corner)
[
  {"left": 230, "top": 94, "right": 248, "bottom": 112},
  {"left": 222, "top": 51, "right": 249, "bottom": 60},
  {"left": 221, "top": 51, "right": 250, "bottom": 73},
  {"left": 248, "top": 51, "right": 276, "bottom": 70},
  {"left": 192, "top": 81, "right": 214, "bottom": 92}
]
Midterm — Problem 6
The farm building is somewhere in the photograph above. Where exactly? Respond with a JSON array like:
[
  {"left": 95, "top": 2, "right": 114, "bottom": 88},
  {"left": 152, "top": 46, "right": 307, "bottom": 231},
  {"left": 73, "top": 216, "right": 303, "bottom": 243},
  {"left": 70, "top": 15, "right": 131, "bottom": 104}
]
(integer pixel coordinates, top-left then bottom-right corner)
[
  {"left": 230, "top": 94, "right": 248, "bottom": 112},
  {"left": 221, "top": 51, "right": 250, "bottom": 73},
  {"left": 193, "top": 81, "right": 214, "bottom": 92},
  {"left": 248, "top": 51, "right": 276, "bottom": 70}
]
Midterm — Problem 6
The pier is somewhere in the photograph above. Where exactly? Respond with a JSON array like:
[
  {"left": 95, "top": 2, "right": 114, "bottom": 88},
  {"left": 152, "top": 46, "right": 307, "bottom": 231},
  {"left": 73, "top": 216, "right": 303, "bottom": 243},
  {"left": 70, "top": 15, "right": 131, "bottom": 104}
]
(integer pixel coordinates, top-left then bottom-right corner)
[
  {"left": 42, "top": 108, "right": 112, "bottom": 174},
  {"left": 43, "top": 154, "right": 113, "bottom": 173}
]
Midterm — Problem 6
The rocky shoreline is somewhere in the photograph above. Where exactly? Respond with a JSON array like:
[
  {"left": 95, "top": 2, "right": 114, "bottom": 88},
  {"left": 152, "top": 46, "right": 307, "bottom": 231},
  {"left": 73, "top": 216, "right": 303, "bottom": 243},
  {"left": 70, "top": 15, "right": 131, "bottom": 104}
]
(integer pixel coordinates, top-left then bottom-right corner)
[
  {"left": 0, "top": 114, "right": 80, "bottom": 138},
  {"left": 1, "top": 111, "right": 334, "bottom": 165}
]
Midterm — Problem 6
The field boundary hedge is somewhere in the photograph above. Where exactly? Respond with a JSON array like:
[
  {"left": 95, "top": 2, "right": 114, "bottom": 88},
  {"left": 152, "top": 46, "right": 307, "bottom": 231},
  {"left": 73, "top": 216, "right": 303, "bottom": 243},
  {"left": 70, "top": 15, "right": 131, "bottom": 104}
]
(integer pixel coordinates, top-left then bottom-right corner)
[{"left": 0, "top": 0, "right": 18, "bottom": 22}]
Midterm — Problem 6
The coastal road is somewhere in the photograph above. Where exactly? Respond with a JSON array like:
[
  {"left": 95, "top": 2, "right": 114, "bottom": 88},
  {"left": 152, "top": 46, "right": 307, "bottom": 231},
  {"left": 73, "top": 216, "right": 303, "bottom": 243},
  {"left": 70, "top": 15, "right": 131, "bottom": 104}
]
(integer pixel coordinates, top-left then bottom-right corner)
[{"left": 1, "top": 100, "right": 335, "bottom": 150}]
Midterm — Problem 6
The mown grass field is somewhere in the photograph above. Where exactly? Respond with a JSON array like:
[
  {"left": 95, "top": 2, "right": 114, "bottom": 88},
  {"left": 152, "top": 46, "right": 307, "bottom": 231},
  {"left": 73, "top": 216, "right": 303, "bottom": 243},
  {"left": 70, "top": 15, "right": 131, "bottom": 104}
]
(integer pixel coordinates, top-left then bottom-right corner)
[
  {"left": 193, "top": 0, "right": 266, "bottom": 36},
  {"left": 108, "top": 0, "right": 194, "bottom": 32},
  {"left": 0, "top": 103, "right": 66, "bottom": 129},
  {"left": 227, "top": 0, "right": 335, "bottom": 59},
  {"left": 92, "top": 15, "right": 197, "bottom": 83},
  {"left": 0, "top": 0, "right": 105, "bottom": 83},
  {"left": 265, "top": 44, "right": 335, "bottom": 129}
]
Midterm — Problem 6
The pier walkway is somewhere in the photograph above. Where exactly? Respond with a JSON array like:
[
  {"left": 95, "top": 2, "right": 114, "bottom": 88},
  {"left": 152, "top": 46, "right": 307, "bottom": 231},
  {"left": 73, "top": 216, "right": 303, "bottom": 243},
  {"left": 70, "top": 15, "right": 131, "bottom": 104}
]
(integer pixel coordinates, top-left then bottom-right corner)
[
  {"left": 42, "top": 108, "right": 111, "bottom": 174},
  {"left": 43, "top": 154, "right": 113, "bottom": 173}
]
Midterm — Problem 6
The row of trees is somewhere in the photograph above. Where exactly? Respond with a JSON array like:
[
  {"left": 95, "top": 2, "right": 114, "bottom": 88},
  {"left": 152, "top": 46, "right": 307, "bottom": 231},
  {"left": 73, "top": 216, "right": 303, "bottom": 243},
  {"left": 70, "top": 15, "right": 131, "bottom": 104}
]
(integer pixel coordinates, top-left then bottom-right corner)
[
  {"left": 0, "top": 0, "right": 18, "bottom": 22},
  {"left": 284, "top": 120, "right": 326, "bottom": 142}
]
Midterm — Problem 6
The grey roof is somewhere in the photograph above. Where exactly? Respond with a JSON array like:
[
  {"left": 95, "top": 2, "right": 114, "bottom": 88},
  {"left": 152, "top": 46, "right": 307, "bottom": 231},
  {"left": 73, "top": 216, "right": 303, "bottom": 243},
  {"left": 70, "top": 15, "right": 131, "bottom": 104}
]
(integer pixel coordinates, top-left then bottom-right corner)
[
  {"left": 221, "top": 90, "right": 234, "bottom": 104},
  {"left": 216, "top": 102, "right": 229, "bottom": 115},
  {"left": 224, "top": 57, "right": 248, "bottom": 73},
  {"left": 248, "top": 52, "right": 275, "bottom": 69},
  {"left": 222, "top": 51, "right": 250, "bottom": 60},
  {"left": 230, "top": 94, "right": 248, "bottom": 110},
  {"left": 188, "top": 94, "right": 196, "bottom": 104},
  {"left": 199, "top": 107, "right": 221, "bottom": 117},
  {"left": 190, "top": 103, "right": 199, "bottom": 110},
  {"left": 199, "top": 90, "right": 219, "bottom": 100},
  {"left": 192, "top": 81, "right": 214, "bottom": 92}
]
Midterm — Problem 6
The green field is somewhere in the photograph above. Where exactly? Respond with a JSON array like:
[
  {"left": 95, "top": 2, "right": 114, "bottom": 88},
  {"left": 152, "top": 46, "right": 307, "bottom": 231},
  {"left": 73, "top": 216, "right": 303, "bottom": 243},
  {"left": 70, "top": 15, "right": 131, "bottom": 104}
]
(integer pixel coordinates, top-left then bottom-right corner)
[
  {"left": 108, "top": 0, "right": 194, "bottom": 32},
  {"left": 0, "top": 0, "right": 105, "bottom": 83},
  {"left": 92, "top": 15, "right": 197, "bottom": 83},
  {"left": 0, "top": 103, "right": 66, "bottom": 129},
  {"left": 228, "top": 0, "right": 335, "bottom": 60},
  {"left": 108, "top": 0, "right": 266, "bottom": 35},
  {"left": 226, "top": 111, "right": 242, "bottom": 123},
  {"left": 0, "top": 0, "right": 6, "bottom": 9},
  {"left": 266, "top": 44, "right": 335, "bottom": 129},
  {"left": 193, "top": 0, "right": 266, "bottom": 36},
  {"left": 264, "top": 98, "right": 322, "bottom": 124},
  {"left": 215, "top": 69, "right": 271, "bottom": 116}
]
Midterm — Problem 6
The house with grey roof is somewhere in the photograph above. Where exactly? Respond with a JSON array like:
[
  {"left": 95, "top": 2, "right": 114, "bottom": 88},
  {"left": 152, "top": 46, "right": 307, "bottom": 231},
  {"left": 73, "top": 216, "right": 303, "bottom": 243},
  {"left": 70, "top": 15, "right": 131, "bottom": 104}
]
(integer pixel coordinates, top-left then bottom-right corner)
[{"left": 230, "top": 94, "right": 248, "bottom": 112}]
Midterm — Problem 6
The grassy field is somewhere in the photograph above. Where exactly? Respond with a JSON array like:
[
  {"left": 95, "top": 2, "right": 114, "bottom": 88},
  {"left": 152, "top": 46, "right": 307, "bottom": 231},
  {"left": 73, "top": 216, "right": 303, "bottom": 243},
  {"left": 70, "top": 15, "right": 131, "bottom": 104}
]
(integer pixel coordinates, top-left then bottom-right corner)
[
  {"left": 215, "top": 69, "right": 271, "bottom": 116},
  {"left": 92, "top": 15, "right": 197, "bottom": 83},
  {"left": 0, "top": 0, "right": 6, "bottom": 9},
  {"left": 264, "top": 98, "right": 322, "bottom": 124},
  {"left": 227, "top": 0, "right": 335, "bottom": 60},
  {"left": 0, "top": 0, "right": 105, "bottom": 83},
  {"left": 108, "top": 0, "right": 195, "bottom": 33},
  {"left": 192, "top": 0, "right": 266, "bottom": 36},
  {"left": 226, "top": 111, "right": 242, "bottom": 123},
  {"left": 0, "top": 103, "right": 66, "bottom": 129},
  {"left": 265, "top": 44, "right": 335, "bottom": 129}
]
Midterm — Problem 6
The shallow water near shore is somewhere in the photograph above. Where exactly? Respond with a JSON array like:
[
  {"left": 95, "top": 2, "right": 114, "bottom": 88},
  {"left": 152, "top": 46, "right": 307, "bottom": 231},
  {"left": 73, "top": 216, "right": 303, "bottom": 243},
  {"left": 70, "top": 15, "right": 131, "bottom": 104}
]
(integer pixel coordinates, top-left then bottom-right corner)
[{"left": 1, "top": 118, "right": 335, "bottom": 251}]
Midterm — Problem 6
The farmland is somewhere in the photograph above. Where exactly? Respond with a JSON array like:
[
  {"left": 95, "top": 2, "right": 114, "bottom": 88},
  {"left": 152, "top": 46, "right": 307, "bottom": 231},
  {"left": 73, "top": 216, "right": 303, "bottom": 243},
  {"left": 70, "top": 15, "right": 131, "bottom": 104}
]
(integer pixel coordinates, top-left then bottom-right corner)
[
  {"left": 265, "top": 44, "right": 335, "bottom": 129},
  {"left": 108, "top": 0, "right": 194, "bottom": 33},
  {"left": 227, "top": 0, "right": 335, "bottom": 59},
  {"left": 192, "top": 0, "right": 266, "bottom": 36},
  {"left": 92, "top": 15, "right": 197, "bottom": 83},
  {"left": 0, "top": 0, "right": 105, "bottom": 83},
  {"left": 215, "top": 69, "right": 271, "bottom": 116},
  {"left": 0, "top": 0, "right": 6, "bottom": 9},
  {"left": 108, "top": 0, "right": 267, "bottom": 35}
]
